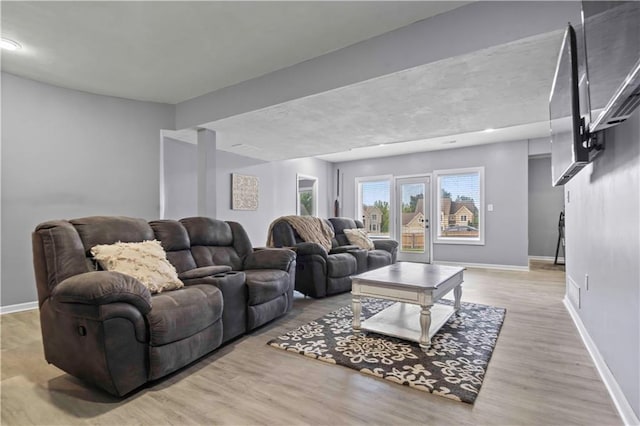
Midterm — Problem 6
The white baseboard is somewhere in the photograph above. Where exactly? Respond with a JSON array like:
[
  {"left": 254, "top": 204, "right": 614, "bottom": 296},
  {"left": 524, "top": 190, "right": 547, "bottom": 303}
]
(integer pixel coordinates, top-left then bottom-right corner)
[
  {"left": 528, "top": 255, "right": 565, "bottom": 263},
  {"left": 432, "top": 260, "right": 529, "bottom": 272},
  {"left": 0, "top": 301, "right": 38, "bottom": 315},
  {"left": 564, "top": 296, "right": 640, "bottom": 426}
]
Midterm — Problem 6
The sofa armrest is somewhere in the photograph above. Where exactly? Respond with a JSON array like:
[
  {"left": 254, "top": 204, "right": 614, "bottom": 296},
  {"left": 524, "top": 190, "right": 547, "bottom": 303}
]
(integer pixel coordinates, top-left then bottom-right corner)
[
  {"left": 293, "top": 242, "right": 328, "bottom": 258},
  {"left": 245, "top": 248, "right": 296, "bottom": 271},
  {"left": 178, "top": 265, "right": 232, "bottom": 280},
  {"left": 51, "top": 271, "right": 152, "bottom": 314},
  {"left": 329, "top": 245, "right": 361, "bottom": 254},
  {"left": 373, "top": 239, "right": 399, "bottom": 253}
]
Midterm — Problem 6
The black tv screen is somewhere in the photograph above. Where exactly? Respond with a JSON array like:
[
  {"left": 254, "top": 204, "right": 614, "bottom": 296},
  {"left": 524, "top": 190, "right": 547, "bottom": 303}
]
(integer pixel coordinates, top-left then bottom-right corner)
[{"left": 549, "top": 24, "right": 589, "bottom": 187}]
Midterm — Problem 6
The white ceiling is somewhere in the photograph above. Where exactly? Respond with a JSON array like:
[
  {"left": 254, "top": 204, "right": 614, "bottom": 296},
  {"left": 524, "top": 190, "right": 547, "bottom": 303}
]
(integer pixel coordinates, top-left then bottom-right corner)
[
  {"left": 1, "top": 1, "right": 467, "bottom": 104},
  {"left": 2, "top": 1, "right": 561, "bottom": 163}
]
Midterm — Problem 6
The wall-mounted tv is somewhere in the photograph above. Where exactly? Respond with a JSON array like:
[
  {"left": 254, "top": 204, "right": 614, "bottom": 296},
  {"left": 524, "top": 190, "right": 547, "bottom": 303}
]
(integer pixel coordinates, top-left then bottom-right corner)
[
  {"left": 549, "top": 3, "right": 639, "bottom": 186},
  {"left": 549, "top": 24, "right": 589, "bottom": 187},
  {"left": 582, "top": 1, "right": 640, "bottom": 131}
]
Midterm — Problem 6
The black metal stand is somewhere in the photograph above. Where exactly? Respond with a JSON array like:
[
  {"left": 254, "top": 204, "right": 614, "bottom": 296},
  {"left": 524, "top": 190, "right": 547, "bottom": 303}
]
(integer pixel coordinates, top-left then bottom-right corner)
[{"left": 554, "top": 211, "right": 565, "bottom": 265}]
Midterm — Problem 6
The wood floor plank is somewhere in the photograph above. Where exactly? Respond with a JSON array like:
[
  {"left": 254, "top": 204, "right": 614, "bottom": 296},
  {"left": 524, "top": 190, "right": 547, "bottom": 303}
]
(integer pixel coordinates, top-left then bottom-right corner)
[{"left": 0, "top": 262, "right": 622, "bottom": 425}]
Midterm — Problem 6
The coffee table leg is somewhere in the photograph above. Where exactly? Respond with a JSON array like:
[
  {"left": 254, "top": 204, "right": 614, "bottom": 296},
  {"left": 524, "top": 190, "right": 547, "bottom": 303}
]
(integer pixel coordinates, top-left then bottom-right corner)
[
  {"left": 454, "top": 285, "right": 462, "bottom": 312},
  {"left": 352, "top": 295, "right": 362, "bottom": 332},
  {"left": 419, "top": 304, "right": 432, "bottom": 349}
]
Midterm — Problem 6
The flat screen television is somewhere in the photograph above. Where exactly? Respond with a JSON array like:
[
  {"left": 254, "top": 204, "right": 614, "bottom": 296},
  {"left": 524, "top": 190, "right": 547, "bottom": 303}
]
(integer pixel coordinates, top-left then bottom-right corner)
[
  {"left": 549, "top": 24, "right": 589, "bottom": 187},
  {"left": 582, "top": 1, "right": 640, "bottom": 131}
]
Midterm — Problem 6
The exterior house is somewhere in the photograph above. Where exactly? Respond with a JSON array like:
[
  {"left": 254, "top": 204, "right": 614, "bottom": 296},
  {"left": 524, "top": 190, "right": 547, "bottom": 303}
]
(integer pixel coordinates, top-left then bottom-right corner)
[
  {"left": 362, "top": 206, "right": 382, "bottom": 233},
  {"left": 440, "top": 197, "right": 479, "bottom": 230},
  {"left": 401, "top": 202, "right": 425, "bottom": 250}
]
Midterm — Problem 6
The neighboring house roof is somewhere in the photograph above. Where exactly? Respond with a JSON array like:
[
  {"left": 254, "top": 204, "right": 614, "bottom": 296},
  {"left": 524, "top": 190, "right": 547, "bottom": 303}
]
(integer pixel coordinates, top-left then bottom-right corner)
[
  {"left": 451, "top": 199, "right": 478, "bottom": 216},
  {"left": 402, "top": 212, "right": 424, "bottom": 227},
  {"left": 401, "top": 196, "right": 425, "bottom": 225},
  {"left": 441, "top": 197, "right": 478, "bottom": 218}
]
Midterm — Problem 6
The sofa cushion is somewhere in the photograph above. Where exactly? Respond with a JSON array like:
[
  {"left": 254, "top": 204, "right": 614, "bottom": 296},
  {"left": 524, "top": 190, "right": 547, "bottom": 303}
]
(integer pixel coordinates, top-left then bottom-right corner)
[
  {"left": 147, "top": 284, "right": 223, "bottom": 346},
  {"left": 343, "top": 228, "right": 375, "bottom": 250},
  {"left": 149, "top": 220, "right": 191, "bottom": 251},
  {"left": 180, "top": 217, "right": 233, "bottom": 246},
  {"left": 367, "top": 249, "right": 393, "bottom": 270},
  {"left": 244, "top": 269, "right": 290, "bottom": 305},
  {"left": 327, "top": 253, "right": 357, "bottom": 278},
  {"left": 91, "top": 240, "right": 184, "bottom": 294},
  {"left": 191, "top": 245, "right": 244, "bottom": 271},
  {"left": 71, "top": 216, "right": 154, "bottom": 254}
]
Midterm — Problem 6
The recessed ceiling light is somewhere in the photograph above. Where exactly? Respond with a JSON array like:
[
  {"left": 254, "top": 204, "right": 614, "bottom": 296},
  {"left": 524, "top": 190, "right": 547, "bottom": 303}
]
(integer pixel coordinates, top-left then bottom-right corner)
[
  {"left": 0, "top": 38, "right": 22, "bottom": 51},
  {"left": 378, "top": 144, "right": 386, "bottom": 147},
  {"left": 483, "top": 128, "right": 496, "bottom": 133}
]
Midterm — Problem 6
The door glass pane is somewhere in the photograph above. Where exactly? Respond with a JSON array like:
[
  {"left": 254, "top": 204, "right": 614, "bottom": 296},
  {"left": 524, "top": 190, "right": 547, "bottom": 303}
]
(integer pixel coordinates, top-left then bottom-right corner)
[
  {"left": 360, "top": 180, "right": 390, "bottom": 237},
  {"left": 400, "top": 183, "right": 425, "bottom": 253}
]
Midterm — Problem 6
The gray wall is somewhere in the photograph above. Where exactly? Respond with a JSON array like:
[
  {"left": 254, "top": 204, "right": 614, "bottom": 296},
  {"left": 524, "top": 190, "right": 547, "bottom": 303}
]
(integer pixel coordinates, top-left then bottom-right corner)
[
  {"left": 215, "top": 152, "right": 332, "bottom": 246},
  {"left": 528, "top": 156, "right": 565, "bottom": 257},
  {"left": 175, "top": 2, "right": 580, "bottom": 129},
  {"left": 1, "top": 73, "right": 175, "bottom": 306},
  {"left": 161, "top": 142, "right": 332, "bottom": 246},
  {"left": 565, "top": 111, "right": 640, "bottom": 418},
  {"left": 162, "top": 137, "right": 197, "bottom": 219},
  {"left": 334, "top": 140, "right": 530, "bottom": 267}
]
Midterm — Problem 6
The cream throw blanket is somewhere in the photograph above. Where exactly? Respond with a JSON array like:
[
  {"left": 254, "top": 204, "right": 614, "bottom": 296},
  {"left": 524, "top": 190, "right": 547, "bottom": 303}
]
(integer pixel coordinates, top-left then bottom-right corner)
[{"left": 267, "top": 216, "right": 335, "bottom": 253}]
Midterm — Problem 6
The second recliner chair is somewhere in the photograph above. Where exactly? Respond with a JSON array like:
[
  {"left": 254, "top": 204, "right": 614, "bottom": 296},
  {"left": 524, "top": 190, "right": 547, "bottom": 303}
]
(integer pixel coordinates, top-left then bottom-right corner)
[{"left": 269, "top": 217, "right": 398, "bottom": 298}]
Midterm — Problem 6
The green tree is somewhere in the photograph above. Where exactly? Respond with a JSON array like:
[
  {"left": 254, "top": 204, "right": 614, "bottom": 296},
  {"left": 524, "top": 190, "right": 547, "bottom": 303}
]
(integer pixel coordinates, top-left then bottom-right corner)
[
  {"left": 441, "top": 189, "right": 452, "bottom": 198},
  {"left": 373, "top": 200, "right": 390, "bottom": 233},
  {"left": 402, "top": 194, "right": 424, "bottom": 213},
  {"left": 299, "top": 191, "right": 313, "bottom": 216}
]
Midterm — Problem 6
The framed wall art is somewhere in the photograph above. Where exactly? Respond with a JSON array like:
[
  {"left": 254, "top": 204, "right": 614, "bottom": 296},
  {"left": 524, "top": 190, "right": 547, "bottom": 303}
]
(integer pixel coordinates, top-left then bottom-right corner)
[{"left": 231, "top": 173, "right": 259, "bottom": 210}]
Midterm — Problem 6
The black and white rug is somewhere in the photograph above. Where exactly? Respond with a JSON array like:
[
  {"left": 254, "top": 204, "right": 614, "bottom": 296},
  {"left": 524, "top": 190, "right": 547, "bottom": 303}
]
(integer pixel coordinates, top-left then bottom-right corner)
[{"left": 268, "top": 298, "right": 505, "bottom": 404}]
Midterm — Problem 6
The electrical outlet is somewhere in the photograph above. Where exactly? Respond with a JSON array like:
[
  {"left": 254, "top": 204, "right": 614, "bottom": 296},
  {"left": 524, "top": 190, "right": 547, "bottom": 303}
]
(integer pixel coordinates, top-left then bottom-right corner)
[
  {"left": 585, "top": 274, "right": 589, "bottom": 291},
  {"left": 487, "top": 204, "right": 494, "bottom": 212}
]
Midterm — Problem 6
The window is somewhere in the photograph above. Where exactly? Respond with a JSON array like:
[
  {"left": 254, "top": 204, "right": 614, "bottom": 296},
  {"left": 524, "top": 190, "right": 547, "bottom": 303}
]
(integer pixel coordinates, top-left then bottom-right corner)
[
  {"left": 356, "top": 176, "right": 392, "bottom": 238},
  {"left": 297, "top": 174, "right": 317, "bottom": 216},
  {"left": 434, "top": 167, "right": 484, "bottom": 245}
]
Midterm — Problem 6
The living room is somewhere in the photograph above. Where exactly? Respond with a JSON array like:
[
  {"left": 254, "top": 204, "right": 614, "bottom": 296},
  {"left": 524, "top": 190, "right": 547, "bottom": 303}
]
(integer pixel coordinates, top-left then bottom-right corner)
[{"left": 2, "top": 2, "right": 639, "bottom": 425}]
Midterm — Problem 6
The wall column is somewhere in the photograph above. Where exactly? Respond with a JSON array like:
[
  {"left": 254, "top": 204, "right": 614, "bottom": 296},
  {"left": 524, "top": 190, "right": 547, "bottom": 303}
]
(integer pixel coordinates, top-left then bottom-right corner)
[{"left": 197, "top": 128, "right": 217, "bottom": 217}]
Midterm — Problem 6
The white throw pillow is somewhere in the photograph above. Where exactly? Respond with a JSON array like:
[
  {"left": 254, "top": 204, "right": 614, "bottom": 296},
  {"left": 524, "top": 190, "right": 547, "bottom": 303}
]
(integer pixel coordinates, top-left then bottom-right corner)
[
  {"left": 91, "top": 240, "right": 184, "bottom": 294},
  {"left": 343, "top": 228, "right": 375, "bottom": 250}
]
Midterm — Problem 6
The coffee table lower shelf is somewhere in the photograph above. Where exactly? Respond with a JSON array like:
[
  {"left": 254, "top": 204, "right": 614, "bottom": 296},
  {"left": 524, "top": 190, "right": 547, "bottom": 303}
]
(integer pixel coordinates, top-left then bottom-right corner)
[{"left": 360, "top": 302, "right": 455, "bottom": 343}]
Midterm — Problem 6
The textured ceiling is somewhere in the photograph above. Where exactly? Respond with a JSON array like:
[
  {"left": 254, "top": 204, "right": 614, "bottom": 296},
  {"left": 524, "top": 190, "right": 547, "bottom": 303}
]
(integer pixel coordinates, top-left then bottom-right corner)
[
  {"left": 195, "top": 31, "right": 563, "bottom": 161},
  {"left": 1, "top": 1, "right": 467, "bottom": 104}
]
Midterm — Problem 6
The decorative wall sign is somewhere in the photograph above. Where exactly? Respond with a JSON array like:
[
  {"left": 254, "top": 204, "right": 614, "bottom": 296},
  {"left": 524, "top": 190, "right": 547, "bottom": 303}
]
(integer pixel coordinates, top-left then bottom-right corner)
[{"left": 231, "top": 173, "right": 259, "bottom": 210}]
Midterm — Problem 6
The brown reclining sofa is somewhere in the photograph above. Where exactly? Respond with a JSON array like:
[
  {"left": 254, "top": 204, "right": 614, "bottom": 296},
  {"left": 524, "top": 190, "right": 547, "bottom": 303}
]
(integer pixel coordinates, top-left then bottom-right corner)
[{"left": 32, "top": 216, "right": 295, "bottom": 396}]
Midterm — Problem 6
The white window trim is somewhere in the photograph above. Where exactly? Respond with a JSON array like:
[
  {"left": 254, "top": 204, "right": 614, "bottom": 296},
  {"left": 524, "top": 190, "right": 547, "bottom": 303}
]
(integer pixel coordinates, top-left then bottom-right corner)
[
  {"left": 355, "top": 174, "right": 394, "bottom": 238},
  {"left": 433, "top": 167, "right": 485, "bottom": 246}
]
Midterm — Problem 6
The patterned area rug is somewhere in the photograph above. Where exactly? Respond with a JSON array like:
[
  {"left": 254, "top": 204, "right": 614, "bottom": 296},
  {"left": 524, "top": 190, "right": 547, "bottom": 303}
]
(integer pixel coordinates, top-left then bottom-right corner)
[{"left": 268, "top": 298, "right": 505, "bottom": 404}]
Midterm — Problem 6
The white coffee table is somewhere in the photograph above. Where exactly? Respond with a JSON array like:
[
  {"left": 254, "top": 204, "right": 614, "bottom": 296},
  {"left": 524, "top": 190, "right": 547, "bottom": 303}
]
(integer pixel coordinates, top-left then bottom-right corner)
[{"left": 351, "top": 262, "right": 464, "bottom": 349}]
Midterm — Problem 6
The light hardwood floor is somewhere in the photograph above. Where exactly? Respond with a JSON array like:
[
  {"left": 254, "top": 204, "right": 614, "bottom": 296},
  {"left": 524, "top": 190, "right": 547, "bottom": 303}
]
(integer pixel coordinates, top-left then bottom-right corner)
[{"left": 1, "top": 262, "right": 622, "bottom": 425}]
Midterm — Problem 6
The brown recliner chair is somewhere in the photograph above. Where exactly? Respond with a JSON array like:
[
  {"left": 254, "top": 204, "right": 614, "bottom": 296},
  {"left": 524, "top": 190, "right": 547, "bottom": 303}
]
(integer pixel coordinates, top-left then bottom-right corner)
[{"left": 32, "top": 216, "right": 295, "bottom": 396}]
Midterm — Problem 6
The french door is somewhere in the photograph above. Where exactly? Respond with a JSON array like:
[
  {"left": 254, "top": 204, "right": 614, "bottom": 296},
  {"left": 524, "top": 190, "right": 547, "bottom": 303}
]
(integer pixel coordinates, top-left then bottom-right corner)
[{"left": 395, "top": 176, "right": 431, "bottom": 263}]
